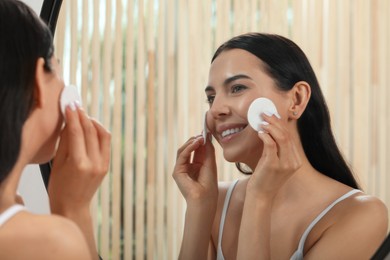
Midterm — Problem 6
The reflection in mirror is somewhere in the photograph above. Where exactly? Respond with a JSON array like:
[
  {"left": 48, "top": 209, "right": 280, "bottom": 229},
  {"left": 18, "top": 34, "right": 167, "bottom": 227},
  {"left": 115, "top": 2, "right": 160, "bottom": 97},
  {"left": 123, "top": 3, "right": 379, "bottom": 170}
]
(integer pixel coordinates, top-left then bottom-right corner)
[{"left": 52, "top": 1, "right": 390, "bottom": 259}]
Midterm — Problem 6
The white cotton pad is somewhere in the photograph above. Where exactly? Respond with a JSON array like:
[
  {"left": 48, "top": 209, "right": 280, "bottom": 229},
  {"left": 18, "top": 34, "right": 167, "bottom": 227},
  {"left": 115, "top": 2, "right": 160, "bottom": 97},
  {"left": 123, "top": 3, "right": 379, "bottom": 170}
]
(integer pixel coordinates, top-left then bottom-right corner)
[
  {"left": 60, "top": 84, "right": 81, "bottom": 118},
  {"left": 202, "top": 111, "right": 209, "bottom": 145},
  {"left": 203, "top": 111, "right": 209, "bottom": 145},
  {"left": 247, "top": 97, "right": 280, "bottom": 131}
]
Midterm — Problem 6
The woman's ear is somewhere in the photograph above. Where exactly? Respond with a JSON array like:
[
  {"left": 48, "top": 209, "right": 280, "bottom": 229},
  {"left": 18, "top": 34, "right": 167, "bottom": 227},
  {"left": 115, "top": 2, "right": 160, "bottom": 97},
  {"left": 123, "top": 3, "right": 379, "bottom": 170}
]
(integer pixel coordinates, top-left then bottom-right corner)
[
  {"left": 34, "top": 57, "right": 47, "bottom": 108},
  {"left": 288, "top": 81, "right": 311, "bottom": 119}
]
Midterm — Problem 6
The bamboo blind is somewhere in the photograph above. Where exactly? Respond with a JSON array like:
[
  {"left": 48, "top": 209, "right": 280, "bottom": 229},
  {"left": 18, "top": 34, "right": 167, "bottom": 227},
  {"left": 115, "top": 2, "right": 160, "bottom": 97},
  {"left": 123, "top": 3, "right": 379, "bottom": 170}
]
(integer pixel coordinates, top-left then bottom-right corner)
[{"left": 53, "top": 0, "right": 390, "bottom": 259}]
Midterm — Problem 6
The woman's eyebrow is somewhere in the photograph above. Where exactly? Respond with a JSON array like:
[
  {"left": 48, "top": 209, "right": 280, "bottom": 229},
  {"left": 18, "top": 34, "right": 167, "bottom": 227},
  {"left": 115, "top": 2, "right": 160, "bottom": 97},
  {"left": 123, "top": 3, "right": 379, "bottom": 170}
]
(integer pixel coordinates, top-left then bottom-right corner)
[
  {"left": 223, "top": 74, "right": 252, "bottom": 85},
  {"left": 205, "top": 74, "right": 252, "bottom": 92},
  {"left": 205, "top": 86, "right": 214, "bottom": 92}
]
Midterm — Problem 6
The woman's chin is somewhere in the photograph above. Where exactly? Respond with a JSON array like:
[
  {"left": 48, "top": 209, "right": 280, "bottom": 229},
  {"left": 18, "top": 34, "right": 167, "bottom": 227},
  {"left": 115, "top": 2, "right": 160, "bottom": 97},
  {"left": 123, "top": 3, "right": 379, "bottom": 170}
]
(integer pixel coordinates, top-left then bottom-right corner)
[
  {"left": 223, "top": 148, "right": 260, "bottom": 170},
  {"left": 223, "top": 151, "right": 246, "bottom": 164}
]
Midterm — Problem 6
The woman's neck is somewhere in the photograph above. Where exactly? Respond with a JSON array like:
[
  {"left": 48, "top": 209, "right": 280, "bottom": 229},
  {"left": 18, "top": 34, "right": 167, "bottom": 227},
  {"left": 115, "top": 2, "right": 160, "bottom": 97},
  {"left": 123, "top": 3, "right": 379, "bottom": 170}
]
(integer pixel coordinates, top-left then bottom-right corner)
[{"left": 0, "top": 161, "right": 25, "bottom": 210}]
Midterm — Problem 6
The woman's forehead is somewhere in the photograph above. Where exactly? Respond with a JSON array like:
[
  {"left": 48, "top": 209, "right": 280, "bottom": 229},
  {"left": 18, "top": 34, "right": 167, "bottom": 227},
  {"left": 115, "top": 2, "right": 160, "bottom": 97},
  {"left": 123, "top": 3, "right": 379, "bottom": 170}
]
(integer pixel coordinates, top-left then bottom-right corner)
[{"left": 208, "top": 49, "right": 266, "bottom": 83}]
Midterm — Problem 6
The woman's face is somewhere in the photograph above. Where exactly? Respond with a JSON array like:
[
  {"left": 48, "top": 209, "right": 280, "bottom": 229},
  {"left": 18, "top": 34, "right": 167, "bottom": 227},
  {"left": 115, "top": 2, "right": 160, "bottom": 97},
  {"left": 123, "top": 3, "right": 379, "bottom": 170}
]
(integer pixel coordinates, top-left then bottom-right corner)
[
  {"left": 30, "top": 55, "right": 65, "bottom": 163},
  {"left": 205, "top": 49, "right": 291, "bottom": 169}
]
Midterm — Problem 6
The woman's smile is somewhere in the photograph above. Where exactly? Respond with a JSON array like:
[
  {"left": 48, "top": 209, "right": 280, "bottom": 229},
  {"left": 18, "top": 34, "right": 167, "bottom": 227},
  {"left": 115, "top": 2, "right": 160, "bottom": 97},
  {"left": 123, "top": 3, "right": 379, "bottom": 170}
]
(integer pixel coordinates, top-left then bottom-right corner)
[
  {"left": 216, "top": 123, "right": 248, "bottom": 143},
  {"left": 221, "top": 126, "right": 245, "bottom": 138}
]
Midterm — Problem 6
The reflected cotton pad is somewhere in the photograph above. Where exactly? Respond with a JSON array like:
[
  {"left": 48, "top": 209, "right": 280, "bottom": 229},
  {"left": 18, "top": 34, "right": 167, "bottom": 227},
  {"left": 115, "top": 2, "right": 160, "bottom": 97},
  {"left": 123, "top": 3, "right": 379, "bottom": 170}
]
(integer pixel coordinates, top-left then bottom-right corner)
[
  {"left": 60, "top": 84, "right": 82, "bottom": 118},
  {"left": 203, "top": 111, "right": 209, "bottom": 145},
  {"left": 247, "top": 97, "right": 280, "bottom": 131}
]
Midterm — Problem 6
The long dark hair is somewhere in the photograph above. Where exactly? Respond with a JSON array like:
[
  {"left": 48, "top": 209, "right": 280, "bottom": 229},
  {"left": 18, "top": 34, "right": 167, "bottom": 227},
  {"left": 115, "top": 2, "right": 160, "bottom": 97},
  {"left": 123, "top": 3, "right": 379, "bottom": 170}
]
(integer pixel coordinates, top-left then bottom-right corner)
[
  {"left": 0, "top": 0, "right": 54, "bottom": 183},
  {"left": 212, "top": 33, "right": 360, "bottom": 189}
]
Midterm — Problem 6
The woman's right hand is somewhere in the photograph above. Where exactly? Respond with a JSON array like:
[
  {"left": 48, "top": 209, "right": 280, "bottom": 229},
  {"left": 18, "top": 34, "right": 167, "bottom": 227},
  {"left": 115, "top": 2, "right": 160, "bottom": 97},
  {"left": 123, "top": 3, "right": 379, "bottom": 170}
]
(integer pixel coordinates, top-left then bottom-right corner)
[
  {"left": 174, "top": 134, "right": 218, "bottom": 260},
  {"left": 172, "top": 134, "right": 218, "bottom": 205}
]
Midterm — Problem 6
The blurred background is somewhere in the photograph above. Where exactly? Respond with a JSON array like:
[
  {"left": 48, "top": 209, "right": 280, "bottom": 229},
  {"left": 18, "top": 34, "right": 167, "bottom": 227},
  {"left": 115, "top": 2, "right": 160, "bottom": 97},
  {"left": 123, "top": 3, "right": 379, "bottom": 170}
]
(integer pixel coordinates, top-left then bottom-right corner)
[{"left": 20, "top": 0, "right": 390, "bottom": 259}]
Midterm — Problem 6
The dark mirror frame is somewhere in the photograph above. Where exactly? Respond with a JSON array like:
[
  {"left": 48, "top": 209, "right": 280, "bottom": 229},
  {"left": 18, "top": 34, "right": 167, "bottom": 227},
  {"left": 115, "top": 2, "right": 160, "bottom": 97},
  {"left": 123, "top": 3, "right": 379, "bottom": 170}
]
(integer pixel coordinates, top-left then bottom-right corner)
[{"left": 39, "top": 0, "right": 63, "bottom": 189}]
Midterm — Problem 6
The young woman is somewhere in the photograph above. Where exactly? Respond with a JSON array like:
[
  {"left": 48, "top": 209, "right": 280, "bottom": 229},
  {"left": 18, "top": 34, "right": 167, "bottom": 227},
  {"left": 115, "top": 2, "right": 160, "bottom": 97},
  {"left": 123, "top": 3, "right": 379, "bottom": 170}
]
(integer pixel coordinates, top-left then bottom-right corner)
[
  {"left": 0, "top": 1, "right": 111, "bottom": 259},
  {"left": 173, "top": 33, "right": 388, "bottom": 259}
]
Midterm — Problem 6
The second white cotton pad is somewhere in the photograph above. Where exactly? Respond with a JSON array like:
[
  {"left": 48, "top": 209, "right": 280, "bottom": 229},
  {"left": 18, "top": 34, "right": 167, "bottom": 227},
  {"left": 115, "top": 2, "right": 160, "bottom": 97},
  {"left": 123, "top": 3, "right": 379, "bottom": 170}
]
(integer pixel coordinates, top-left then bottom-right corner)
[
  {"left": 203, "top": 111, "right": 208, "bottom": 145},
  {"left": 247, "top": 97, "right": 280, "bottom": 131},
  {"left": 60, "top": 84, "right": 82, "bottom": 118}
]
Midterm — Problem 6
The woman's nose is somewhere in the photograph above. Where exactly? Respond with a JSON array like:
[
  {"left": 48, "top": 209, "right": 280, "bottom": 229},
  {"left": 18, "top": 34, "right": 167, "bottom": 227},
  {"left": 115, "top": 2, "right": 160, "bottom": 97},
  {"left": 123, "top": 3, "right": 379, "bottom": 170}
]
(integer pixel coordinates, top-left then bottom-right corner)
[{"left": 209, "top": 95, "right": 230, "bottom": 118}]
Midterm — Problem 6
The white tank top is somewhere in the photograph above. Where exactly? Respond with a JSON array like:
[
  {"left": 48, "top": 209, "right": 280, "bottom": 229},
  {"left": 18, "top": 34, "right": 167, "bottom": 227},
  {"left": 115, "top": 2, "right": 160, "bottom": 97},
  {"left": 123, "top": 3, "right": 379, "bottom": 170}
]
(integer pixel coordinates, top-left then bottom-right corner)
[
  {"left": 216, "top": 180, "right": 361, "bottom": 260},
  {"left": 0, "top": 204, "right": 25, "bottom": 228}
]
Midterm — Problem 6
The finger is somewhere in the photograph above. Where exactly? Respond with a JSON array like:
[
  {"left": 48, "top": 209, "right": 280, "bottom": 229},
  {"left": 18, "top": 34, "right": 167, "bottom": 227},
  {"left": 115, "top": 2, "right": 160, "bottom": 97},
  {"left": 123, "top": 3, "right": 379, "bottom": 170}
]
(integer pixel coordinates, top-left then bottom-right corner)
[
  {"left": 261, "top": 115, "right": 300, "bottom": 165},
  {"left": 176, "top": 135, "right": 201, "bottom": 159},
  {"left": 257, "top": 131, "right": 278, "bottom": 159},
  {"left": 261, "top": 114, "right": 290, "bottom": 156},
  {"left": 176, "top": 136, "right": 203, "bottom": 166},
  {"left": 254, "top": 132, "right": 280, "bottom": 180},
  {"left": 261, "top": 113, "right": 285, "bottom": 135},
  {"left": 52, "top": 124, "right": 69, "bottom": 164},
  {"left": 262, "top": 126, "right": 295, "bottom": 161},
  {"left": 77, "top": 108, "right": 100, "bottom": 160},
  {"left": 91, "top": 119, "right": 111, "bottom": 168},
  {"left": 193, "top": 133, "right": 214, "bottom": 166},
  {"left": 64, "top": 103, "right": 87, "bottom": 159}
]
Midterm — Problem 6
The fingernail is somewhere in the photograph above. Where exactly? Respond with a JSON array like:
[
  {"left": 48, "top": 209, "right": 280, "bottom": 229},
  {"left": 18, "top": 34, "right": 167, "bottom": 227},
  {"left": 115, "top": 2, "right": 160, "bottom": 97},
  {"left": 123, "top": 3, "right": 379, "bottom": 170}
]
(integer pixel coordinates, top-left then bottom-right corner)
[
  {"left": 194, "top": 139, "right": 203, "bottom": 145},
  {"left": 74, "top": 100, "right": 81, "bottom": 108},
  {"left": 264, "top": 111, "right": 273, "bottom": 117},
  {"left": 258, "top": 130, "right": 265, "bottom": 134},
  {"left": 68, "top": 101, "right": 76, "bottom": 111},
  {"left": 261, "top": 121, "right": 269, "bottom": 126}
]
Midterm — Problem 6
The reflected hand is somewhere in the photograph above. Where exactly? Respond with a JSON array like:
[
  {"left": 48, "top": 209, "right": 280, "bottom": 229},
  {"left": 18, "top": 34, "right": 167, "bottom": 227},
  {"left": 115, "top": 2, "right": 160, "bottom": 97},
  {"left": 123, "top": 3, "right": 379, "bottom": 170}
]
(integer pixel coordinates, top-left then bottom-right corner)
[
  {"left": 248, "top": 114, "right": 302, "bottom": 198},
  {"left": 172, "top": 134, "right": 218, "bottom": 205}
]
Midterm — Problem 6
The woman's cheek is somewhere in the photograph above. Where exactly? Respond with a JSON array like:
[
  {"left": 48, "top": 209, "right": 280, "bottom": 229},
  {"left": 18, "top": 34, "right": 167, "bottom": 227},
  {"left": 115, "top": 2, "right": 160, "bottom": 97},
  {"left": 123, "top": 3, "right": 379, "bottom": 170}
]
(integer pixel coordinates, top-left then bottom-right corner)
[{"left": 238, "top": 97, "right": 256, "bottom": 120}]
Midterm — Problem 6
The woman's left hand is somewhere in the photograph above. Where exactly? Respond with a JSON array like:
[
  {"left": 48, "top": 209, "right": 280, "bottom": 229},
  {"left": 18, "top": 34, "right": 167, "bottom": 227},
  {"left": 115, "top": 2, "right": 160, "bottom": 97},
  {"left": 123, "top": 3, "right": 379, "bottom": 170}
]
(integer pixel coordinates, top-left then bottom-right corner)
[
  {"left": 237, "top": 113, "right": 302, "bottom": 259},
  {"left": 247, "top": 113, "right": 302, "bottom": 198}
]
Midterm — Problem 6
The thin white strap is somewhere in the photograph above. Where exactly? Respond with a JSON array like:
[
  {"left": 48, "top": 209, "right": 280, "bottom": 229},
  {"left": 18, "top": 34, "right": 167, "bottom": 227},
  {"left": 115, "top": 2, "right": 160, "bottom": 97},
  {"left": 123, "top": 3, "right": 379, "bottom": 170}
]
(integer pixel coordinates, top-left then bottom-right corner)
[
  {"left": 0, "top": 204, "right": 25, "bottom": 227},
  {"left": 295, "top": 189, "right": 361, "bottom": 253},
  {"left": 217, "top": 179, "right": 239, "bottom": 257}
]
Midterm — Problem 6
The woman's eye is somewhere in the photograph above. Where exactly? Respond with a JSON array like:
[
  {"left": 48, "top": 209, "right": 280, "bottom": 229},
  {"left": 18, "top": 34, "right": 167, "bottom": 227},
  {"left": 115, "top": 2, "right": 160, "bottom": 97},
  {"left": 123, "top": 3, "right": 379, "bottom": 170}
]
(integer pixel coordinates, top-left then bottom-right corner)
[
  {"left": 231, "top": 85, "right": 246, "bottom": 93},
  {"left": 206, "top": 95, "right": 215, "bottom": 104}
]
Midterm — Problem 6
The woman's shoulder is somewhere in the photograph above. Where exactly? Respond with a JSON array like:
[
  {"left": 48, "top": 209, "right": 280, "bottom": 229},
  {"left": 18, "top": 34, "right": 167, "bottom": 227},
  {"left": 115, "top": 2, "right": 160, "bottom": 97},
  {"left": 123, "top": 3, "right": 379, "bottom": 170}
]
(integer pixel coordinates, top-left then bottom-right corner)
[
  {"left": 313, "top": 175, "right": 387, "bottom": 227},
  {"left": 218, "top": 177, "right": 250, "bottom": 198},
  {"left": 217, "top": 177, "right": 249, "bottom": 193},
  {"left": 305, "top": 191, "right": 388, "bottom": 258},
  {"left": 339, "top": 191, "right": 388, "bottom": 225},
  {"left": 336, "top": 190, "right": 387, "bottom": 217},
  {"left": 0, "top": 212, "right": 91, "bottom": 259},
  {"left": 317, "top": 188, "right": 388, "bottom": 235}
]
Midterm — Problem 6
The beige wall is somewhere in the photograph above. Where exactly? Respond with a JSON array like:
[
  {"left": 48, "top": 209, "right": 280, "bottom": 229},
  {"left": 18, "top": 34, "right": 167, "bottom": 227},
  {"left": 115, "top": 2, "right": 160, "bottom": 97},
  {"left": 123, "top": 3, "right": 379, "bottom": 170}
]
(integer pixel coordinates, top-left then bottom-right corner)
[{"left": 53, "top": 0, "right": 390, "bottom": 259}]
